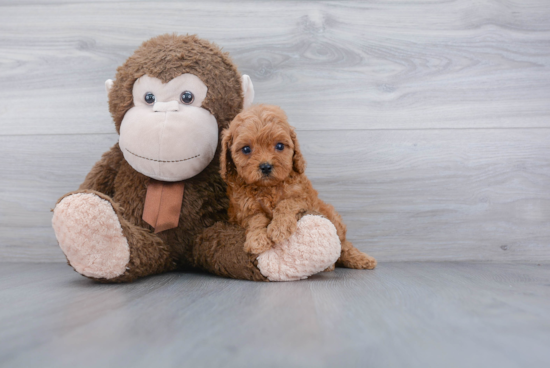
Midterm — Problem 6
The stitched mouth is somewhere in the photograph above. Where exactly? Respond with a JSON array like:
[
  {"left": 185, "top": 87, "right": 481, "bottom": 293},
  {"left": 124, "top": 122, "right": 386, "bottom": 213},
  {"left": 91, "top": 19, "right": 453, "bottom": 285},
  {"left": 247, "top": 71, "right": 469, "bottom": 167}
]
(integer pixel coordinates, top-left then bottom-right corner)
[{"left": 125, "top": 148, "right": 200, "bottom": 163}]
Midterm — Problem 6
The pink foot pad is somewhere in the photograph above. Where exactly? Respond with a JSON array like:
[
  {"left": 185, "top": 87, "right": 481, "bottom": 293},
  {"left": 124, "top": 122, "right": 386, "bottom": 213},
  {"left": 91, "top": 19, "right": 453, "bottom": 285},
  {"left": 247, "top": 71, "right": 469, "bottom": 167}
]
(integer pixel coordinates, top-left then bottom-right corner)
[
  {"left": 52, "top": 193, "right": 130, "bottom": 279},
  {"left": 256, "top": 215, "right": 341, "bottom": 281}
]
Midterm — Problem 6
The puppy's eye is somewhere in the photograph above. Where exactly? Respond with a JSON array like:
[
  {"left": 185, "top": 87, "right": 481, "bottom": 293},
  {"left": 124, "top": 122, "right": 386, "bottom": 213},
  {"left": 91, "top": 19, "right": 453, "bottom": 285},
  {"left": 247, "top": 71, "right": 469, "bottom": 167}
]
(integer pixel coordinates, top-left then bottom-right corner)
[
  {"left": 275, "top": 143, "right": 284, "bottom": 151},
  {"left": 144, "top": 92, "right": 155, "bottom": 105},
  {"left": 180, "top": 91, "right": 194, "bottom": 104},
  {"left": 241, "top": 146, "right": 251, "bottom": 154}
]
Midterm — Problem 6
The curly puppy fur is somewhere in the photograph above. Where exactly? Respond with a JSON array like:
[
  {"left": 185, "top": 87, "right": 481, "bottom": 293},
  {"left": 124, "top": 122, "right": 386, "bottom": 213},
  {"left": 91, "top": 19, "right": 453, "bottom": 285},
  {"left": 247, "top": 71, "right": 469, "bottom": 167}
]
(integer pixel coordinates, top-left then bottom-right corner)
[{"left": 220, "top": 105, "right": 376, "bottom": 270}]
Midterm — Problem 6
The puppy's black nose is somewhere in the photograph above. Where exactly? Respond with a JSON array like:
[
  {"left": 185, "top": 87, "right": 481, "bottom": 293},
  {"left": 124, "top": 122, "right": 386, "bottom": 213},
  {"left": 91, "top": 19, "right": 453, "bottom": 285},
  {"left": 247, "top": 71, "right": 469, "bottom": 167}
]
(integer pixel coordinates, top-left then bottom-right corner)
[{"left": 259, "top": 163, "right": 272, "bottom": 175}]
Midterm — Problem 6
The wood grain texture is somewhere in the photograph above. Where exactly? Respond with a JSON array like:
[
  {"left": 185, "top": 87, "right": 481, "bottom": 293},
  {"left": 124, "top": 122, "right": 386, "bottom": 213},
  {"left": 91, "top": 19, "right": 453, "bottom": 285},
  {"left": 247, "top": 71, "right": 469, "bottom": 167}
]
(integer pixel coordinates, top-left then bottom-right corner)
[
  {"left": 0, "top": 0, "right": 549, "bottom": 262},
  {"left": 0, "top": 1, "right": 549, "bottom": 135},
  {"left": 1, "top": 129, "right": 549, "bottom": 262},
  {"left": 1, "top": 262, "right": 549, "bottom": 368}
]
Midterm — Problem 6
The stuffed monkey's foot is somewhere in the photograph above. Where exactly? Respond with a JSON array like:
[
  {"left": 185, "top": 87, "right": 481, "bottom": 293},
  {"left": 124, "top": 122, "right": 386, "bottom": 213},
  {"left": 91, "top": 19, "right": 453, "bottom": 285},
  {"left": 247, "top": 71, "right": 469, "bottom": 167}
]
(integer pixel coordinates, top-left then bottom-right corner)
[
  {"left": 256, "top": 215, "right": 341, "bottom": 281},
  {"left": 52, "top": 193, "right": 130, "bottom": 279}
]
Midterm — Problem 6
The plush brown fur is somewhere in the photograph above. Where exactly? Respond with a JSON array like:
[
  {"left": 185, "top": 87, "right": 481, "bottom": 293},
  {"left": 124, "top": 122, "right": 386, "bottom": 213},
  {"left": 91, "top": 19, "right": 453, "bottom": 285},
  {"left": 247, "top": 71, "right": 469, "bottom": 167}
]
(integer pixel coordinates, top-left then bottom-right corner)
[
  {"left": 108, "top": 34, "right": 243, "bottom": 134},
  {"left": 220, "top": 105, "right": 377, "bottom": 269},
  {"left": 58, "top": 34, "right": 267, "bottom": 282}
]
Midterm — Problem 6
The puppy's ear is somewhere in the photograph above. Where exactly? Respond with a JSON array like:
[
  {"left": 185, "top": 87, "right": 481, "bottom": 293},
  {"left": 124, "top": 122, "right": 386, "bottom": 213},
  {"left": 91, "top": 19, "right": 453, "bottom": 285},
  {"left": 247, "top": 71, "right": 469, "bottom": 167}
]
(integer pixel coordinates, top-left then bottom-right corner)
[
  {"left": 220, "top": 128, "right": 236, "bottom": 181},
  {"left": 290, "top": 128, "right": 306, "bottom": 174}
]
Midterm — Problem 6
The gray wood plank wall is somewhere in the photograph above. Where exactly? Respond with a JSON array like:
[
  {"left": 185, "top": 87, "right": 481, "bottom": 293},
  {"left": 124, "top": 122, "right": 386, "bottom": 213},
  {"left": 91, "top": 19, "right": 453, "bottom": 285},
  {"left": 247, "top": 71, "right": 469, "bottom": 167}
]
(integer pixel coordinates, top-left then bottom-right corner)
[{"left": 1, "top": 0, "right": 549, "bottom": 263}]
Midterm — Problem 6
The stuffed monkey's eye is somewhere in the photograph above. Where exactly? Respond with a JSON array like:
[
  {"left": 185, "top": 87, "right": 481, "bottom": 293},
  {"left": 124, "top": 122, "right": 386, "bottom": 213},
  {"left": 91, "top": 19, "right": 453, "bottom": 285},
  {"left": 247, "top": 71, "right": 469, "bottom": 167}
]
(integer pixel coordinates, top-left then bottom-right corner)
[
  {"left": 180, "top": 91, "right": 194, "bottom": 104},
  {"left": 275, "top": 143, "right": 285, "bottom": 151},
  {"left": 241, "top": 146, "right": 251, "bottom": 155},
  {"left": 144, "top": 92, "right": 155, "bottom": 105}
]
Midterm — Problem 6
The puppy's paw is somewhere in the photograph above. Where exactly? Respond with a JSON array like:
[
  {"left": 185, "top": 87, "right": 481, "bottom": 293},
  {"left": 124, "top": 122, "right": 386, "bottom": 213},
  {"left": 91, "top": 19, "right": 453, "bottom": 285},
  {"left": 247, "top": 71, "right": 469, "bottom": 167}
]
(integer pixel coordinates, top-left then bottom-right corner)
[
  {"left": 351, "top": 253, "right": 377, "bottom": 270},
  {"left": 267, "top": 216, "right": 297, "bottom": 244},
  {"left": 244, "top": 230, "right": 274, "bottom": 255},
  {"left": 323, "top": 264, "right": 336, "bottom": 272},
  {"left": 338, "top": 242, "right": 377, "bottom": 270}
]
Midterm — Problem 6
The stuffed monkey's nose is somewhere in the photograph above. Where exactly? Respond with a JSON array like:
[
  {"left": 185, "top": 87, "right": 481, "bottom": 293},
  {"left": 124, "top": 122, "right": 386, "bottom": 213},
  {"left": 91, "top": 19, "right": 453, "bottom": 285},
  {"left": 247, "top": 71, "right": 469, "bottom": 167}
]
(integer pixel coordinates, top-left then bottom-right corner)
[{"left": 153, "top": 101, "right": 179, "bottom": 112}]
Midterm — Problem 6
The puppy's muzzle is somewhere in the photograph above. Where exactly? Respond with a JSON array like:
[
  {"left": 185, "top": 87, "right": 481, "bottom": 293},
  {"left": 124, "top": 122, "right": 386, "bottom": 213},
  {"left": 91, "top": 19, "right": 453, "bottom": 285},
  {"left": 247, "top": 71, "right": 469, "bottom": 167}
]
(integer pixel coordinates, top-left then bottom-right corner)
[{"left": 259, "top": 162, "right": 272, "bottom": 175}]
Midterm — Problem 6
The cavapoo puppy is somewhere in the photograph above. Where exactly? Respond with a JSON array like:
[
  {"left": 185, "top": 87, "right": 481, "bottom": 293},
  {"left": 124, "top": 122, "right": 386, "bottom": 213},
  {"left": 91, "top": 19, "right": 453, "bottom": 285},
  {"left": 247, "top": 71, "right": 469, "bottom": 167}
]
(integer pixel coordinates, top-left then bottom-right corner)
[{"left": 220, "top": 104, "right": 376, "bottom": 270}]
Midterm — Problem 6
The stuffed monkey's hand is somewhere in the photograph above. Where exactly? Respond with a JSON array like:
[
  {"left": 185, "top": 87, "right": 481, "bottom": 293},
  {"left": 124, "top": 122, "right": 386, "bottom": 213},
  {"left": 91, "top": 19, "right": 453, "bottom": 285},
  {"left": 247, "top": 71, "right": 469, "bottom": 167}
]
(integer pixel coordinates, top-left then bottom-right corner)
[
  {"left": 267, "top": 215, "right": 298, "bottom": 244},
  {"left": 244, "top": 229, "right": 274, "bottom": 255}
]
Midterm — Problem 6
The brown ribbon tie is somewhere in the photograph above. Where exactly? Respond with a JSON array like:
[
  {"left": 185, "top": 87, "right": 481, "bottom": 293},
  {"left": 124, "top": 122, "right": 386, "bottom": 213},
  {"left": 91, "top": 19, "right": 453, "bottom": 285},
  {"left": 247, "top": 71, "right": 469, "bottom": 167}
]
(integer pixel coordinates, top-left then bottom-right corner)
[{"left": 143, "top": 179, "right": 185, "bottom": 233}]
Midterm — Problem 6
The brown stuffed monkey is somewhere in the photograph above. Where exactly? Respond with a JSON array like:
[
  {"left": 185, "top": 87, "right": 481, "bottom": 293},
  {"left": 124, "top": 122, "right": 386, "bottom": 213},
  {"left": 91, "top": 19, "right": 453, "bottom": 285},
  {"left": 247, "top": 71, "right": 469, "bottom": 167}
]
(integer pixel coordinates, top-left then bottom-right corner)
[{"left": 52, "top": 34, "right": 371, "bottom": 283}]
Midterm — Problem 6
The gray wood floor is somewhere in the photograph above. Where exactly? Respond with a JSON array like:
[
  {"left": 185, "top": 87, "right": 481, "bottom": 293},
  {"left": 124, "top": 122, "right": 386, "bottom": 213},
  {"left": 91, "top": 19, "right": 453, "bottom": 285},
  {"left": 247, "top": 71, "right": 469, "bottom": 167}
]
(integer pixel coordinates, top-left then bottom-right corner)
[
  {"left": 0, "top": 262, "right": 549, "bottom": 368},
  {"left": 1, "top": 0, "right": 550, "bottom": 263}
]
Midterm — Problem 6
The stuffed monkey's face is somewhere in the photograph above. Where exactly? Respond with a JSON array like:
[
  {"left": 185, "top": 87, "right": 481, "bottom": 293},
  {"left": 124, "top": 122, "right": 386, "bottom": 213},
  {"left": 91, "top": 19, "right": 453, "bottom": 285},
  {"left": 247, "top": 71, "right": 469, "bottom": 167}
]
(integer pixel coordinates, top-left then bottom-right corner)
[{"left": 119, "top": 74, "right": 218, "bottom": 182}]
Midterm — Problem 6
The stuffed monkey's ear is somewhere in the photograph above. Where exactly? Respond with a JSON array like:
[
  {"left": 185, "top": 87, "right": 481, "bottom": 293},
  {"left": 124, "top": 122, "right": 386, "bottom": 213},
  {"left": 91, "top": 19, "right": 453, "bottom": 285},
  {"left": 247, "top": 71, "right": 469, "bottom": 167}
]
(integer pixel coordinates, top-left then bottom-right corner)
[
  {"left": 105, "top": 79, "right": 114, "bottom": 95},
  {"left": 290, "top": 128, "right": 306, "bottom": 174},
  {"left": 241, "top": 75, "right": 254, "bottom": 109},
  {"left": 220, "top": 128, "right": 236, "bottom": 181}
]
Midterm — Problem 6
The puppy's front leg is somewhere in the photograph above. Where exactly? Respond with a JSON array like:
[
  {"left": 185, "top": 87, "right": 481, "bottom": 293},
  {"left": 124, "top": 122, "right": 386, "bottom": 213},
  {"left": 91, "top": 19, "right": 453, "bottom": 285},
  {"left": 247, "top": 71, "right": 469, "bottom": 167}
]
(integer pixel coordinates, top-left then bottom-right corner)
[
  {"left": 244, "top": 213, "right": 274, "bottom": 255},
  {"left": 267, "top": 199, "right": 306, "bottom": 244}
]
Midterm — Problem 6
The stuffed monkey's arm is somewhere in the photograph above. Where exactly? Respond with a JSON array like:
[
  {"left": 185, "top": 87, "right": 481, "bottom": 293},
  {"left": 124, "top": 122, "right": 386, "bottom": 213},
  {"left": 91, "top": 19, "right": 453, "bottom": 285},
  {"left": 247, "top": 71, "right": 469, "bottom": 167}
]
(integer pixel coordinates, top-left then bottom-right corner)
[
  {"left": 243, "top": 212, "right": 273, "bottom": 255},
  {"left": 78, "top": 143, "right": 123, "bottom": 197},
  {"left": 267, "top": 198, "right": 308, "bottom": 244}
]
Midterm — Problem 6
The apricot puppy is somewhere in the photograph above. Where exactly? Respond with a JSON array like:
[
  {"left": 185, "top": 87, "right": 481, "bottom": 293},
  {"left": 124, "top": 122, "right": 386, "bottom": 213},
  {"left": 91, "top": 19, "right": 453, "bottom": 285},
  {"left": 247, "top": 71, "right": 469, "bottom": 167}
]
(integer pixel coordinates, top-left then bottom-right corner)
[{"left": 220, "top": 104, "right": 376, "bottom": 270}]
